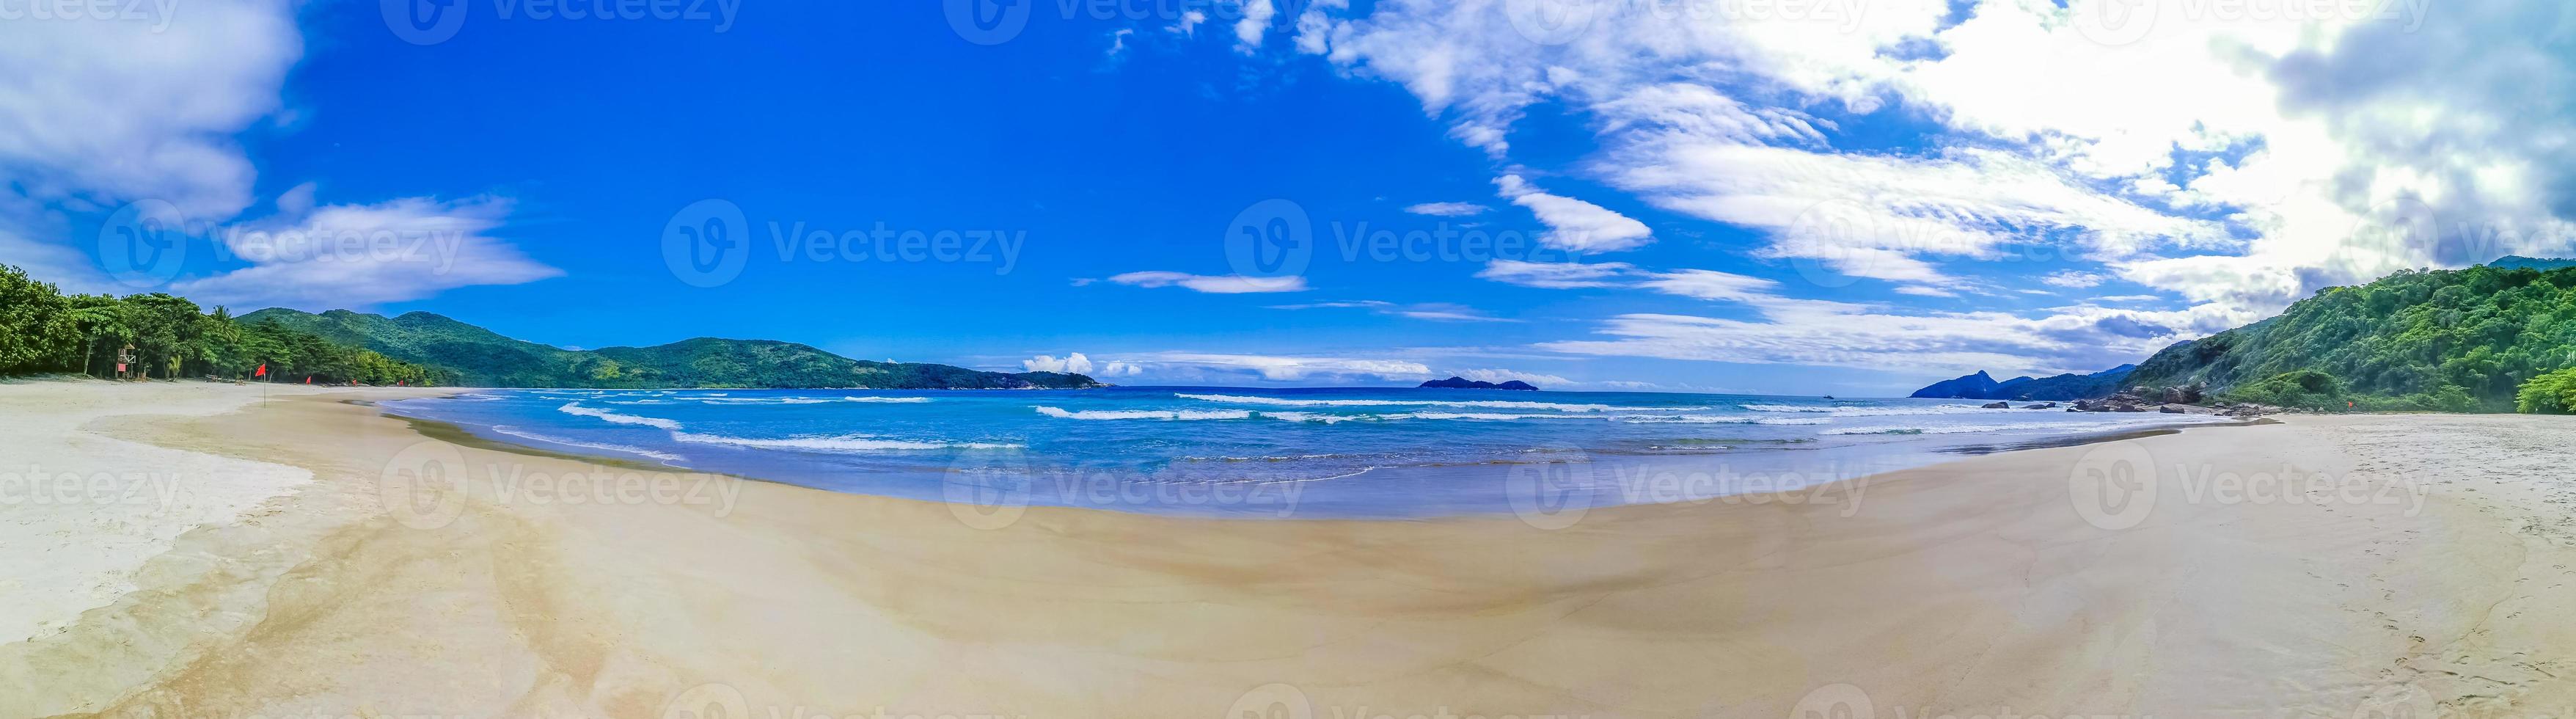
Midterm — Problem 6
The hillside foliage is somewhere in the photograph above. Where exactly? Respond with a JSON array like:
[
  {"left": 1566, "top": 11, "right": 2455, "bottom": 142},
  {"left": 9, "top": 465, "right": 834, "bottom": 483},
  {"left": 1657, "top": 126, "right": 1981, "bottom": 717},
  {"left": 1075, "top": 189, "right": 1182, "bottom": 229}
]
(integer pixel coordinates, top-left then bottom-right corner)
[
  {"left": 2129, "top": 264, "right": 2576, "bottom": 412},
  {"left": 0, "top": 264, "right": 448, "bottom": 385},
  {"left": 239, "top": 307, "right": 1101, "bottom": 389}
]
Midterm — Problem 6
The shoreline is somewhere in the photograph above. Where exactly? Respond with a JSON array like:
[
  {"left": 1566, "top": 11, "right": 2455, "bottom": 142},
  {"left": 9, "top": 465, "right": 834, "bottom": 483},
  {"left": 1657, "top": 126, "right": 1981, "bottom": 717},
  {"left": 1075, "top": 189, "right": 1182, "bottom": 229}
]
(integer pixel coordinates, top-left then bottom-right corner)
[
  {"left": 6, "top": 379, "right": 2575, "bottom": 716},
  {"left": 377, "top": 387, "right": 2255, "bottom": 522}
]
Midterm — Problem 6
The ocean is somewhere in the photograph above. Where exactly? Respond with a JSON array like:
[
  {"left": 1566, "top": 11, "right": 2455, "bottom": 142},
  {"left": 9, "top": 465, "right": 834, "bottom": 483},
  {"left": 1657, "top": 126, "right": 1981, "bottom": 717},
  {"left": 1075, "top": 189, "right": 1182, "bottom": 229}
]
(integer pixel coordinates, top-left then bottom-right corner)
[{"left": 379, "top": 387, "right": 2236, "bottom": 519}]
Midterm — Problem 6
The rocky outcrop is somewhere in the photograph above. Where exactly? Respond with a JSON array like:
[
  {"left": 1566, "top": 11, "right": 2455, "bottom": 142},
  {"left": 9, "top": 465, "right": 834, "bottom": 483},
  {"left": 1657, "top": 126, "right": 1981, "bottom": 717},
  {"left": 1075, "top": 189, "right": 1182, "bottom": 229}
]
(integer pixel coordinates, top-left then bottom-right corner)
[
  {"left": 2067, "top": 383, "right": 2268, "bottom": 418},
  {"left": 1981, "top": 401, "right": 2011, "bottom": 409}
]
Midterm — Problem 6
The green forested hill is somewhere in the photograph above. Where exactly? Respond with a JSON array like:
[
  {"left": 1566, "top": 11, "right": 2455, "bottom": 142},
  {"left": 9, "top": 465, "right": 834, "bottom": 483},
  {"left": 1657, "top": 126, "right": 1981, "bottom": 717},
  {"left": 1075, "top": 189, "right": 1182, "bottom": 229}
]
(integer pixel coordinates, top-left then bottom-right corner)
[
  {"left": 239, "top": 308, "right": 1101, "bottom": 390},
  {"left": 0, "top": 265, "right": 448, "bottom": 384},
  {"left": 2128, "top": 264, "right": 2576, "bottom": 411}
]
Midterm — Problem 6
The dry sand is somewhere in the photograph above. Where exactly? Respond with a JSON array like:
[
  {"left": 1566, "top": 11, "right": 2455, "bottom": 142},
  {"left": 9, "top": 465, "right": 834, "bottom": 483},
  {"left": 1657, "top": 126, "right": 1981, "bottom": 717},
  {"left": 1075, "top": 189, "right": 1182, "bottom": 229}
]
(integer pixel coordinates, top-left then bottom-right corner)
[{"left": 4, "top": 379, "right": 2575, "bottom": 718}]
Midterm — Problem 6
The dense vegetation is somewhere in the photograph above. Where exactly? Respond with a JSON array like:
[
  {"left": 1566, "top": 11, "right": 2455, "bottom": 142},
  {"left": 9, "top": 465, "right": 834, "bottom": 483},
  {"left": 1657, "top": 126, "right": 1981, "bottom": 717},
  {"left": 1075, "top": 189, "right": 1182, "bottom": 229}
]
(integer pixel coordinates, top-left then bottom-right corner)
[
  {"left": 241, "top": 308, "right": 1102, "bottom": 389},
  {"left": 0, "top": 265, "right": 449, "bottom": 384},
  {"left": 2129, "top": 264, "right": 2576, "bottom": 412},
  {"left": 2516, "top": 367, "right": 2576, "bottom": 414}
]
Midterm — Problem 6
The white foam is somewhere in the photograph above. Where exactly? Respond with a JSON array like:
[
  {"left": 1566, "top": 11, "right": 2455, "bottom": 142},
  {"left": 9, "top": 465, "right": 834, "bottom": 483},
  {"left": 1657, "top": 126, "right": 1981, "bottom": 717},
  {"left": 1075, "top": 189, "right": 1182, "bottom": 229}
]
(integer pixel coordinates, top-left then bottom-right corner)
[
  {"left": 1742, "top": 403, "right": 1991, "bottom": 417},
  {"left": 487, "top": 425, "right": 687, "bottom": 462},
  {"left": 555, "top": 402, "right": 683, "bottom": 431},
  {"left": 1177, "top": 393, "right": 1621, "bottom": 412},
  {"left": 673, "top": 431, "right": 1018, "bottom": 451},
  {"left": 1821, "top": 415, "right": 2233, "bottom": 436},
  {"left": 1036, "top": 406, "right": 1254, "bottom": 420}
]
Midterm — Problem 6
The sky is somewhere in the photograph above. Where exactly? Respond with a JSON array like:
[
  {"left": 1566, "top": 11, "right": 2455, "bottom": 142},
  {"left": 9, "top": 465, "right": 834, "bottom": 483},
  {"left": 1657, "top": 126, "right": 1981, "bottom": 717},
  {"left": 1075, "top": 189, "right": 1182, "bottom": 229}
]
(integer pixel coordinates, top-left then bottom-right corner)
[{"left": 3, "top": 0, "right": 2569, "bottom": 395}]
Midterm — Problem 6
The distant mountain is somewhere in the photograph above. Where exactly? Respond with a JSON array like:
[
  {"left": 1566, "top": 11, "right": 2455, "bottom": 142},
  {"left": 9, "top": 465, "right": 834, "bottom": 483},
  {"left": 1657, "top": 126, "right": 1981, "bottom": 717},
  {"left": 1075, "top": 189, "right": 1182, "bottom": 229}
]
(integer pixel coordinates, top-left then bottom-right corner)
[
  {"left": 2487, "top": 255, "right": 2576, "bottom": 271},
  {"left": 1419, "top": 376, "right": 1540, "bottom": 390},
  {"left": 1909, "top": 371, "right": 2001, "bottom": 398},
  {"left": 238, "top": 308, "right": 1102, "bottom": 390},
  {"left": 1909, "top": 364, "right": 2136, "bottom": 401}
]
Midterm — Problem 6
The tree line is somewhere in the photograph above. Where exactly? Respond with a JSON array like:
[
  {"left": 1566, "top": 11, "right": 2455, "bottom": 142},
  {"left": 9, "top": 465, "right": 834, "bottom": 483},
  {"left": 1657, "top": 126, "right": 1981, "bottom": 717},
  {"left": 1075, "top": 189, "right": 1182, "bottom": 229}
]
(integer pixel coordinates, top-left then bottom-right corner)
[{"left": 0, "top": 263, "right": 450, "bottom": 386}]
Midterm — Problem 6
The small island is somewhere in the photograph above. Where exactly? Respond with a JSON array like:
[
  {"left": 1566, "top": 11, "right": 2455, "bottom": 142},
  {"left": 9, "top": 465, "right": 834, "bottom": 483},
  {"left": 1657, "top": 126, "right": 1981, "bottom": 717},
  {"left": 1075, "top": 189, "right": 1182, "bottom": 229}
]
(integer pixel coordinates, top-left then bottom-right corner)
[{"left": 1418, "top": 376, "right": 1540, "bottom": 390}]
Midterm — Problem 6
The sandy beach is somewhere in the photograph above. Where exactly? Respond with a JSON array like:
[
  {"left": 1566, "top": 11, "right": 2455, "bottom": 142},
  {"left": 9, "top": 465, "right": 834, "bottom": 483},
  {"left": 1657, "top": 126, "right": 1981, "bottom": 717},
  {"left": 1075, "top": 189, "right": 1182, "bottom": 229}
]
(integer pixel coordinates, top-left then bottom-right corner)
[{"left": 5, "top": 379, "right": 2575, "bottom": 718}]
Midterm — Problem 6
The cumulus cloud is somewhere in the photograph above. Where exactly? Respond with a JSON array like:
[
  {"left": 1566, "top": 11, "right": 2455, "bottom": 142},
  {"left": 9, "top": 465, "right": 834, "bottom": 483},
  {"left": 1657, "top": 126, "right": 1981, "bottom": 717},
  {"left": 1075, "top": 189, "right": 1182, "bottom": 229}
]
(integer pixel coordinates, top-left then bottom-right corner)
[
  {"left": 1126, "top": 352, "right": 1433, "bottom": 382},
  {"left": 0, "top": 0, "right": 298, "bottom": 220},
  {"left": 172, "top": 197, "right": 560, "bottom": 309},
  {"left": 1107, "top": 271, "right": 1309, "bottom": 293},
  {"left": 1022, "top": 353, "right": 1143, "bottom": 377},
  {"left": 1277, "top": 0, "right": 2553, "bottom": 376},
  {"left": 0, "top": 1, "right": 558, "bottom": 307}
]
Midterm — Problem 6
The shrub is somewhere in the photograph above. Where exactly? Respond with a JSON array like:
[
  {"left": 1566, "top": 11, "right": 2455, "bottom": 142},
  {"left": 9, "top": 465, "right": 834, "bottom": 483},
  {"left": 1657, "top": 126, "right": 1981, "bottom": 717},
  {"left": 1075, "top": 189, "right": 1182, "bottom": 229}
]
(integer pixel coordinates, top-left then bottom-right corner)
[{"left": 2516, "top": 368, "right": 2576, "bottom": 414}]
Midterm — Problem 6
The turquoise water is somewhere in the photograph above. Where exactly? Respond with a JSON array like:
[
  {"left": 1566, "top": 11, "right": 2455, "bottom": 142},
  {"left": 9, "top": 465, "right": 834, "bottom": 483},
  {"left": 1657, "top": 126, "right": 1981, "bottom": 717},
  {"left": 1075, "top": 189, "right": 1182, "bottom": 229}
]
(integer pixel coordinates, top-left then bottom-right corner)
[{"left": 380, "top": 387, "right": 2232, "bottom": 519}]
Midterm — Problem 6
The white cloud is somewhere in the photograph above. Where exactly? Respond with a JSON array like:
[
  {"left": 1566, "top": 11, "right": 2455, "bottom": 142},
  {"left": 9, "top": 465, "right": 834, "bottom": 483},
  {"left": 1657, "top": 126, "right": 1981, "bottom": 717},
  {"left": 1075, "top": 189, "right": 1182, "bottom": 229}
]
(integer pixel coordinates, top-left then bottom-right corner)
[
  {"left": 1022, "top": 353, "right": 1144, "bottom": 377},
  {"left": 1107, "top": 271, "right": 1308, "bottom": 293},
  {"left": 1233, "top": 0, "right": 1276, "bottom": 51},
  {"left": 172, "top": 196, "right": 560, "bottom": 309},
  {"left": 0, "top": 0, "right": 299, "bottom": 221},
  {"left": 2041, "top": 271, "right": 2108, "bottom": 288},
  {"left": 1270, "top": 299, "right": 1515, "bottom": 322},
  {"left": 1453, "top": 368, "right": 1574, "bottom": 387},
  {"left": 1475, "top": 259, "right": 1638, "bottom": 288},
  {"left": 1633, "top": 269, "right": 1777, "bottom": 303},
  {"left": 1494, "top": 175, "right": 1653, "bottom": 253},
  {"left": 1403, "top": 201, "right": 1486, "bottom": 216},
  {"left": 1285, "top": 0, "right": 2548, "bottom": 377},
  {"left": 1171, "top": 10, "right": 1207, "bottom": 36},
  {"left": 1128, "top": 352, "right": 1433, "bottom": 382}
]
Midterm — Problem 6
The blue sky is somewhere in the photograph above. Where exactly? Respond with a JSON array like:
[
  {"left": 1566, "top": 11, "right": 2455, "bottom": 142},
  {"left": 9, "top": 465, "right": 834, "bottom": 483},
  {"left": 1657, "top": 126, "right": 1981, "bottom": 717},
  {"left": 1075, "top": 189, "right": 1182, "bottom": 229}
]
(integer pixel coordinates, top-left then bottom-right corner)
[{"left": 4, "top": 0, "right": 2562, "bottom": 394}]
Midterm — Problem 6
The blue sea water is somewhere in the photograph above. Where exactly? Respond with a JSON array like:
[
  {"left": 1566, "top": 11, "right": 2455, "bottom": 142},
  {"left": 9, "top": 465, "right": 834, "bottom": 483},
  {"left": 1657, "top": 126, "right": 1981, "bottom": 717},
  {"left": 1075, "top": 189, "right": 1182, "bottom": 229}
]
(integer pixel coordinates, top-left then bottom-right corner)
[{"left": 379, "top": 387, "right": 2234, "bottom": 519}]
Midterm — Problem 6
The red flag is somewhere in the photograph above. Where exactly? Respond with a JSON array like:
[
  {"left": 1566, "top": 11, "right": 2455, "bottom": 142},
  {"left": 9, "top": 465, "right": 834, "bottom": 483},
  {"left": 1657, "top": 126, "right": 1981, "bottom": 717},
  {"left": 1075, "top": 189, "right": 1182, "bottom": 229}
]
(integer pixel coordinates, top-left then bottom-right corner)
[
  {"left": 304, "top": 376, "right": 311, "bottom": 384},
  {"left": 255, "top": 363, "right": 268, "bottom": 378}
]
